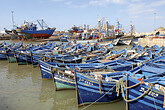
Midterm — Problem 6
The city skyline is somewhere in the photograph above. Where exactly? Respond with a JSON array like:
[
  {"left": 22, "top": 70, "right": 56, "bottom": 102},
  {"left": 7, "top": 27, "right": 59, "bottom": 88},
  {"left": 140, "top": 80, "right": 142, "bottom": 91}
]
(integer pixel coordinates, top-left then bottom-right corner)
[{"left": 0, "top": 0, "right": 165, "bottom": 33}]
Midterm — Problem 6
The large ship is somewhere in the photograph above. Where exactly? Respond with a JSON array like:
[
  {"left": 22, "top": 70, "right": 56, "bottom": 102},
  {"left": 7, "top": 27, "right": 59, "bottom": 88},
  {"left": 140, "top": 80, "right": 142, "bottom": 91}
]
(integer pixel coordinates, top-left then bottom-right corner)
[{"left": 16, "top": 19, "right": 56, "bottom": 39}]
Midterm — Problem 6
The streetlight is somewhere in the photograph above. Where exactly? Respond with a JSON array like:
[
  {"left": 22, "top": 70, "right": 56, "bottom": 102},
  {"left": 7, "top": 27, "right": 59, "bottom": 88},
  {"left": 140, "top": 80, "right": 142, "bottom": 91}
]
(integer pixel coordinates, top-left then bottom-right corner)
[
  {"left": 153, "top": 12, "right": 156, "bottom": 36},
  {"left": 11, "top": 11, "right": 14, "bottom": 29}
]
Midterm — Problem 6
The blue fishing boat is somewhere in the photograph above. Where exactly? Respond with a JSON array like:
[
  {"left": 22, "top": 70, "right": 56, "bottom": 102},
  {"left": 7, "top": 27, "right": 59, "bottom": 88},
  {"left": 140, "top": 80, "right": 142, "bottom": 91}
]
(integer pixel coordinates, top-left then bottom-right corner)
[
  {"left": 74, "top": 70, "right": 125, "bottom": 106},
  {"left": 15, "top": 43, "right": 37, "bottom": 65},
  {"left": 120, "top": 55, "right": 165, "bottom": 110},
  {"left": 120, "top": 75, "right": 165, "bottom": 110},
  {"left": 39, "top": 60, "right": 103, "bottom": 80},
  {"left": 60, "top": 36, "right": 68, "bottom": 42},
  {"left": 0, "top": 41, "right": 10, "bottom": 60},
  {"left": 52, "top": 68, "right": 75, "bottom": 90},
  {"left": 118, "top": 36, "right": 133, "bottom": 45},
  {"left": 109, "top": 49, "right": 153, "bottom": 71},
  {"left": 38, "top": 46, "right": 151, "bottom": 86},
  {"left": 31, "top": 42, "right": 57, "bottom": 67},
  {"left": 6, "top": 41, "right": 23, "bottom": 63}
]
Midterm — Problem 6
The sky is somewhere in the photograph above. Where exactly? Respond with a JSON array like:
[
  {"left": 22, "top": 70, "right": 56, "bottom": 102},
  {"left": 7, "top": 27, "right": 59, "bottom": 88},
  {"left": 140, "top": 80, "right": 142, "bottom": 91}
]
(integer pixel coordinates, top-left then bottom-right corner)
[{"left": 0, "top": 0, "right": 165, "bottom": 33}]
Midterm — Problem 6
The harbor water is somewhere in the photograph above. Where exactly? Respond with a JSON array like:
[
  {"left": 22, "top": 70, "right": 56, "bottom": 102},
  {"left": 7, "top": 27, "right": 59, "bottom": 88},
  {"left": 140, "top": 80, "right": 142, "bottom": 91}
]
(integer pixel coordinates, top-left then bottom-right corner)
[{"left": 0, "top": 40, "right": 126, "bottom": 110}]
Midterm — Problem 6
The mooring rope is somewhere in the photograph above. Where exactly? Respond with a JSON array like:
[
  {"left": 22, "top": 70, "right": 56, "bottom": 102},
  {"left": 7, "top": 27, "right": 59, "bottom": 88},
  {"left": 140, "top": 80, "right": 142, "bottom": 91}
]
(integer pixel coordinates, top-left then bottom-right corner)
[
  {"left": 160, "top": 86, "right": 165, "bottom": 108},
  {"left": 120, "top": 78, "right": 153, "bottom": 102},
  {"left": 120, "top": 78, "right": 144, "bottom": 89},
  {"left": 151, "top": 89, "right": 158, "bottom": 110}
]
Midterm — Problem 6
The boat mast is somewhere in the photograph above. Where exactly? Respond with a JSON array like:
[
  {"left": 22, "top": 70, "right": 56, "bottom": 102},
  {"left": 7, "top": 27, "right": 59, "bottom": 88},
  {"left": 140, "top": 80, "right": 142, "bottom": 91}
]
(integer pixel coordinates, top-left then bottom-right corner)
[
  {"left": 37, "top": 19, "right": 44, "bottom": 29},
  {"left": 42, "top": 19, "right": 44, "bottom": 29},
  {"left": 117, "top": 18, "right": 120, "bottom": 35},
  {"left": 130, "top": 21, "right": 134, "bottom": 36},
  {"left": 37, "top": 19, "right": 48, "bottom": 30},
  {"left": 98, "top": 18, "right": 101, "bottom": 33},
  {"left": 106, "top": 20, "right": 109, "bottom": 36}
]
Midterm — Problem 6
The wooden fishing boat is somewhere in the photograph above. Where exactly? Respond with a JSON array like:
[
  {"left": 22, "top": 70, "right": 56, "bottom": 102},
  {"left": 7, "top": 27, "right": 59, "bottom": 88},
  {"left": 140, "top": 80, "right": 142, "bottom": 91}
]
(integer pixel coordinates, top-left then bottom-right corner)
[
  {"left": 46, "top": 50, "right": 149, "bottom": 91},
  {"left": 75, "top": 54, "right": 165, "bottom": 107},
  {"left": 120, "top": 55, "right": 165, "bottom": 110},
  {"left": 6, "top": 41, "right": 23, "bottom": 63},
  {"left": 15, "top": 43, "right": 37, "bottom": 65},
  {"left": 109, "top": 48, "right": 153, "bottom": 71},
  {"left": 74, "top": 70, "right": 125, "bottom": 106},
  {"left": 60, "top": 36, "right": 68, "bottom": 42},
  {"left": 44, "top": 42, "right": 111, "bottom": 64},
  {"left": 31, "top": 43, "right": 56, "bottom": 67},
  {"left": 118, "top": 36, "right": 134, "bottom": 45},
  {"left": 85, "top": 48, "right": 127, "bottom": 63},
  {"left": 120, "top": 75, "right": 165, "bottom": 110},
  {"left": 0, "top": 41, "right": 10, "bottom": 60},
  {"left": 39, "top": 60, "right": 103, "bottom": 79},
  {"left": 39, "top": 45, "right": 149, "bottom": 80},
  {"left": 111, "top": 37, "right": 120, "bottom": 46},
  {"left": 52, "top": 68, "right": 75, "bottom": 90}
]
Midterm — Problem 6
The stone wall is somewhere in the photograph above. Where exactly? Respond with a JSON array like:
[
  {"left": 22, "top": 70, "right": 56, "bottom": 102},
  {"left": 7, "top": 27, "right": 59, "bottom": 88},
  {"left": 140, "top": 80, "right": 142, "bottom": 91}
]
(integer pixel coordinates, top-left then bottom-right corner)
[{"left": 138, "top": 38, "right": 165, "bottom": 47}]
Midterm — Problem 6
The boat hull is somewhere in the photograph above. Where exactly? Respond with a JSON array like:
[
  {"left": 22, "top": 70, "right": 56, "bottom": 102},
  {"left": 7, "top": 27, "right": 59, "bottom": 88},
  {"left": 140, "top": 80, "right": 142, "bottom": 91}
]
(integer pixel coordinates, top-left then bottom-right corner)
[
  {"left": 16, "top": 53, "right": 32, "bottom": 65},
  {"left": 0, "top": 53, "right": 7, "bottom": 60},
  {"left": 39, "top": 60, "right": 53, "bottom": 79},
  {"left": 121, "top": 77, "right": 165, "bottom": 110},
  {"left": 118, "top": 38, "right": 132, "bottom": 45},
  {"left": 53, "top": 73, "right": 75, "bottom": 90},
  {"left": 75, "top": 72, "right": 122, "bottom": 106},
  {"left": 20, "top": 28, "right": 55, "bottom": 39}
]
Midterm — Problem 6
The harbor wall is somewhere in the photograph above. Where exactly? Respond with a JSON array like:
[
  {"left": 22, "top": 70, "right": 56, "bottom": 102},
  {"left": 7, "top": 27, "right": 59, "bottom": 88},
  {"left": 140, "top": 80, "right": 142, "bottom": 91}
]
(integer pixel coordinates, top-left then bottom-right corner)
[
  {"left": 0, "top": 35, "right": 11, "bottom": 40},
  {"left": 138, "top": 37, "right": 165, "bottom": 47}
]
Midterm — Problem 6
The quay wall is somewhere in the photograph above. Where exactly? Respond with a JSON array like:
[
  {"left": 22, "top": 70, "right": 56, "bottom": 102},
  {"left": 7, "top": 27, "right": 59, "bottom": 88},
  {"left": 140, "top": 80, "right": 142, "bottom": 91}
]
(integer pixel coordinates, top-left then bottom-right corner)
[
  {"left": 138, "top": 38, "right": 165, "bottom": 47},
  {"left": 0, "top": 35, "right": 11, "bottom": 40}
]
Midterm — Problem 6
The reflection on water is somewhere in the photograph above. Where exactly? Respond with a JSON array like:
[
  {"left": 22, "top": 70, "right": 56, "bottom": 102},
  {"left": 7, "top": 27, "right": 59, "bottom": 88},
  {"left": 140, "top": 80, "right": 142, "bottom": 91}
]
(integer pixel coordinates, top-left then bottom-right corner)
[
  {"left": 0, "top": 40, "right": 126, "bottom": 110},
  {"left": 39, "top": 80, "right": 55, "bottom": 102},
  {"left": 0, "top": 60, "right": 125, "bottom": 110},
  {"left": 54, "top": 90, "right": 77, "bottom": 110},
  {"left": 7, "top": 63, "right": 33, "bottom": 79}
]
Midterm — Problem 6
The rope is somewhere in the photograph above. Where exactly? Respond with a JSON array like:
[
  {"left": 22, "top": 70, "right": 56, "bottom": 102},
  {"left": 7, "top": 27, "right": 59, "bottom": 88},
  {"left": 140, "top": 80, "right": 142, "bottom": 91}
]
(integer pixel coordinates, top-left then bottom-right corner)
[
  {"left": 81, "top": 85, "right": 116, "bottom": 110},
  {"left": 98, "top": 80, "right": 102, "bottom": 94},
  {"left": 120, "top": 78, "right": 153, "bottom": 102},
  {"left": 151, "top": 89, "right": 158, "bottom": 110},
  {"left": 137, "top": 62, "right": 142, "bottom": 66},
  {"left": 120, "top": 78, "right": 144, "bottom": 89},
  {"left": 116, "top": 80, "right": 121, "bottom": 97},
  {"left": 160, "top": 86, "right": 165, "bottom": 108},
  {"left": 132, "top": 63, "right": 134, "bottom": 69}
]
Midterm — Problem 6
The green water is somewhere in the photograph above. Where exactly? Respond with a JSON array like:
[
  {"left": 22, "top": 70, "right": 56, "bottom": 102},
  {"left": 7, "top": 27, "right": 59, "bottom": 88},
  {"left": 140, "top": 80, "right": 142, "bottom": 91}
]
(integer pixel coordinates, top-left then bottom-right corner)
[{"left": 0, "top": 40, "right": 126, "bottom": 110}]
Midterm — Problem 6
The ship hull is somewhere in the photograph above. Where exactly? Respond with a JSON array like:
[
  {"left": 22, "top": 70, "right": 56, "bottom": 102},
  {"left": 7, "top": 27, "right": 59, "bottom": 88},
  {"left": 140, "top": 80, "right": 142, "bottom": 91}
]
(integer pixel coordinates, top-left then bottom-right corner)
[{"left": 20, "top": 28, "right": 55, "bottom": 39}]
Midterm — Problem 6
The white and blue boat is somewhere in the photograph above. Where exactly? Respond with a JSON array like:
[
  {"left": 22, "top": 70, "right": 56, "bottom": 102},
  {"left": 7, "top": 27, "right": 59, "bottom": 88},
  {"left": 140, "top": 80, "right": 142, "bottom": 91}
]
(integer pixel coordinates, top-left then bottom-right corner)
[{"left": 120, "top": 55, "right": 165, "bottom": 110}]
